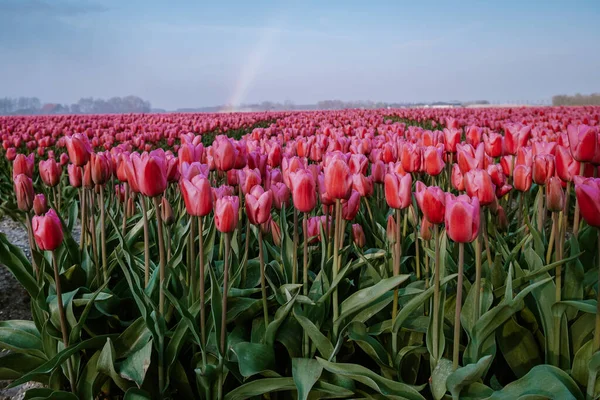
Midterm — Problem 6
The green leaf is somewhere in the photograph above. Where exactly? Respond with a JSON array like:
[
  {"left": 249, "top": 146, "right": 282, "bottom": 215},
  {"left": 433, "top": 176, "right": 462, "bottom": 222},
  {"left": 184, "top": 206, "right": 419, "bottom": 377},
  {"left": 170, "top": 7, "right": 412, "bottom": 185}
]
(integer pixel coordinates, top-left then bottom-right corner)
[
  {"left": 23, "top": 388, "right": 79, "bottom": 400},
  {"left": 487, "top": 364, "right": 583, "bottom": 399},
  {"left": 0, "top": 352, "right": 45, "bottom": 381},
  {"left": 293, "top": 305, "right": 333, "bottom": 359},
  {"left": 446, "top": 355, "right": 493, "bottom": 399},
  {"left": 0, "top": 320, "right": 45, "bottom": 359},
  {"left": 265, "top": 293, "right": 297, "bottom": 346},
  {"left": 224, "top": 377, "right": 354, "bottom": 400},
  {"left": 123, "top": 388, "right": 152, "bottom": 400},
  {"left": 76, "top": 351, "right": 102, "bottom": 400},
  {"left": 97, "top": 338, "right": 134, "bottom": 392},
  {"left": 119, "top": 339, "right": 153, "bottom": 387},
  {"left": 209, "top": 265, "right": 224, "bottom": 358},
  {"left": 316, "top": 357, "right": 425, "bottom": 399},
  {"left": 431, "top": 358, "right": 453, "bottom": 400},
  {"left": 496, "top": 317, "right": 542, "bottom": 378},
  {"left": 0, "top": 233, "right": 38, "bottom": 297},
  {"left": 292, "top": 358, "right": 323, "bottom": 400},
  {"left": 231, "top": 342, "right": 276, "bottom": 378}
]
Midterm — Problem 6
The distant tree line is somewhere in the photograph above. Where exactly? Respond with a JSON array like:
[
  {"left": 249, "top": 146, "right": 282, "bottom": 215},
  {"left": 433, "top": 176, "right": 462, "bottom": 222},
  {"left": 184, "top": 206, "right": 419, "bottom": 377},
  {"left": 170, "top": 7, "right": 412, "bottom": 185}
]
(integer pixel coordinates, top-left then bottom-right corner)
[
  {"left": 0, "top": 95, "right": 152, "bottom": 115},
  {"left": 552, "top": 93, "right": 600, "bottom": 106}
]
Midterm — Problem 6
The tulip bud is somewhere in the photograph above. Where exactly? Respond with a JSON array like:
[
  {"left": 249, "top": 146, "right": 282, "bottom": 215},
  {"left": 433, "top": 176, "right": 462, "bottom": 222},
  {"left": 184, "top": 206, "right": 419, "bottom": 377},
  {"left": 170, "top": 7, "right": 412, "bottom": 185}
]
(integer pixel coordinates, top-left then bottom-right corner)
[
  {"left": 342, "top": 190, "right": 361, "bottom": 221},
  {"left": 246, "top": 186, "right": 272, "bottom": 225},
  {"left": 68, "top": 164, "right": 83, "bottom": 188},
  {"left": 513, "top": 165, "right": 532, "bottom": 192},
  {"left": 496, "top": 206, "right": 509, "bottom": 232},
  {"left": 161, "top": 197, "right": 174, "bottom": 226},
  {"left": 384, "top": 172, "right": 412, "bottom": 209},
  {"left": 215, "top": 196, "right": 240, "bottom": 233},
  {"left": 420, "top": 216, "right": 433, "bottom": 241},
  {"left": 352, "top": 224, "right": 366, "bottom": 248},
  {"left": 444, "top": 194, "right": 480, "bottom": 243},
  {"left": 386, "top": 215, "right": 396, "bottom": 244},
  {"left": 414, "top": 182, "right": 446, "bottom": 225},
  {"left": 270, "top": 219, "right": 282, "bottom": 246},
  {"left": 39, "top": 159, "right": 61, "bottom": 187},
  {"left": 290, "top": 169, "right": 317, "bottom": 213},
  {"left": 546, "top": 177, "right": 564, "bottom": 213},
  {"left": 33, "top": 194, "right": 48, "bottom": 216},
  {"left": 14, "top": 174, "right": 34, "bottom": 212},
  {"left": 32, "top": 209, "right": 64, "bottom": 251}
]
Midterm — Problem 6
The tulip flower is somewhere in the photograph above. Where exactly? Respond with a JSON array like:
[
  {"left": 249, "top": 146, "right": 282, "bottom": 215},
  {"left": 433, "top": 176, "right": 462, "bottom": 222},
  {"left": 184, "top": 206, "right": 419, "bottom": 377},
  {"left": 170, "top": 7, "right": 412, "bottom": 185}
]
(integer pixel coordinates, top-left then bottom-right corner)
[
  {"left": 574, "top": 177, "right": 600, "bottom": 228},
  {"left": 567, "top": 124, "right": 598, "bottom": 163},
  {"left": 483, "top": 132, "right": 504, "bottom": 158},
  {"left": 371, "top": 161, "right": 386, "bottom": 183},
  {"left": 445, "top": 194, "right": 480, "bottom": 243},
  {"left": 59, "top": 153, "right": 69, "bottom": 167},
  {"left": 415, "top": 182, "right": 446, "bottom": 225},
  {"left": 451, "top": 164, "right": 465, "bottom": 191},
  {"left": 384, "top": 172, "right": 412, "bottom": 209},
  {"left": 516, "top": 146, "right": 533, "bottom": 167},
  {"left": 65, "top": 133, "right": 91, "bottom": 166},
  {"left": 352, "top": 224, "right": 366, "bottom": 248},
  {"left": 215, "top": 196, "right": 240, "bottom": 233},
  {"left": 513, "top": 165, "right": 532, "bottom": 192},
  {"left": 246, "top": 186, "right": 272, "bottom": 225},
  {"left": 33, "top": 194, "right": 48, "bottom": 216},
  {"left": 532, "top": 154, "right": 555, "bottom": 186},
  {"left": 32, "top": 208, "right": 63, "bottom": 251},
  {"left": 464, "top": 169, "right": 496, "bottom": 206},
  {"left": 500, "top": 155, "right": 514, "bottom": 177},
  {"left": 496, "top": 206, "right": 509, "bottom": 232},
  {"left": 90, "top": 152, "right": 112, "bottom": 186},
  {"left": 131, "top": 152, "right": 168, "bottom": 197},
  {"left": 6, "top": 148, "right": 16, "bottom": 161},
  {"left": 352, "top": 173, "right": 374, "bottom": 197},
  {"left": 342, "top": 190, "right": 360, "bottom": 221},
  {"left": 420, "top": 216, "right": 433, "bottom": 241},
  {"left": 213, "top": 135, "right": 236, "bottom": 172},
  {"left": 443, "top": 128, "right": 461, "bottom": 153},
  {"left": 181, "top": 175, "right": 213, "bottom": 217},
  {"left": 401, "top": 143, "right": 422, "bottom": 173},
  {"left": 466, "top": 126, "right": 482, "bottom": 147},
  {"left": 555, "top": 145, "right": 580, "bottom": 182},
  {"left": 423, "top": 146, "right": 445, "bottom": 176},
  {"left": 13, "top": 153, "right": 35, "bottom": 179},
  {"left": 324, "top": 156, "right": 352, "bottom": 200},
  {"left": 289, "top": 169, "right": 316, "bottom": 213},
  {"left": 270, "top": 219, "right": 282, "bottom": 246},
  {"left": 14, "top": 174, "right": 34, "bottom": 212},
  {"left": 238, "top": 167, "right": 262, "bottom": 195}
]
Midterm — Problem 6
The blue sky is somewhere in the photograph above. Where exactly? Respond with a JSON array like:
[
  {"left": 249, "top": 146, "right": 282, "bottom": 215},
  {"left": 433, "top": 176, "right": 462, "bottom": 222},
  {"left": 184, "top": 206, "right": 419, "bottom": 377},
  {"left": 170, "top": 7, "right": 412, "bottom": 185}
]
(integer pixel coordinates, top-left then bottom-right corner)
[{"left": 0, "top": 0, "right": 599, "bottom": 109}]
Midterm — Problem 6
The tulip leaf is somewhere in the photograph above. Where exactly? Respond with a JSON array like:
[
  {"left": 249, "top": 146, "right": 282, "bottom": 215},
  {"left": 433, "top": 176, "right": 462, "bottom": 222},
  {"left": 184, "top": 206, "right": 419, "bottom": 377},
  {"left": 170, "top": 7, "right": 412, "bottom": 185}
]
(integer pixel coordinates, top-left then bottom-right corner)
[
  {"left": 0, "top": 233, "right": 38, "bottom": 297},
  {"left": 446, "top": 355, "right": 493, "bottom": 399},
  {"left": 292, "top": 358, "right": 323, "bottom": 400},
  {"left": 224, "top": 377, "right": 354, "bottom": 400},
  {"left": 231, "top": 341, "right": 276, "bottom": 378},
  {"left": 292, "top": 304, "right": 333, "bottom": 359}
]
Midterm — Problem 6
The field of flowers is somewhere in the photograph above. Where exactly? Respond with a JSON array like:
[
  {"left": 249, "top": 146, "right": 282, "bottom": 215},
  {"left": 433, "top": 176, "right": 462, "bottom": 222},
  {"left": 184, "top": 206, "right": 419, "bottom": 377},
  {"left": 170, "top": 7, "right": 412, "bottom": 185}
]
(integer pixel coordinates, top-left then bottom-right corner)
[{"left": 1, "top": 106, "right": 600, "bottom": 399}]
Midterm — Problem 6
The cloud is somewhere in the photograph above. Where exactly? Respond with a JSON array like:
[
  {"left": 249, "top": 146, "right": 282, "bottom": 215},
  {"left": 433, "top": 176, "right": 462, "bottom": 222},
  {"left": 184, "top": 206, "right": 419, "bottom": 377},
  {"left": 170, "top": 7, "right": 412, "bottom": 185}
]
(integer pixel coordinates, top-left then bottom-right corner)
[{"left": 0, "top": 0, "right": 107, "bottom": 17}]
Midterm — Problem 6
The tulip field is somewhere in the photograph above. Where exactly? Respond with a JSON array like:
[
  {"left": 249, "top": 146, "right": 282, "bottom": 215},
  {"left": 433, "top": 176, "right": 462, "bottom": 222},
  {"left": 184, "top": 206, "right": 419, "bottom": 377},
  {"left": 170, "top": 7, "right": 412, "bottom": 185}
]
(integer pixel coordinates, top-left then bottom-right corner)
[{"left": 1, "top": 107, "right": 600, "bottom": 399}]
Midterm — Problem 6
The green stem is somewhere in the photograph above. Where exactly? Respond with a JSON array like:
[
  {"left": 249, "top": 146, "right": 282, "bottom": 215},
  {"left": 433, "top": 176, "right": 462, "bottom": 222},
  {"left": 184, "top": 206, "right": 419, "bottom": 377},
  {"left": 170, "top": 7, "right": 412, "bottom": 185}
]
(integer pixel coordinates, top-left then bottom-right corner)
[
  {"left": 258, "top": 230, "right": 269, "bottom": 331},
  {"left": 89, "top": 190, "right": 99, "bottom": 283},
  {"left": 303, "top": 213, "right": 310, "bottom": 357},
  {"left": 474, "top": 222, "right": 482, "bottom": 321},
  {"left": 140, "top": 197, "right": 150, "bottom": 287},
  {"left": 198, "top": 216, "right": 207, "bottom": 369},
  {"left": 99, "top": 187, "right": 108, "bottom": 283},
  {"left": 573, "top": 163, "right": 585, "bottom": 236},
  {"left": 153, "top": 196, "right": 167, "bottom": 316},
  {"left": 293, "top": 208, "right": 299, "bottom": 284},
  {"left": 392, "top": 208, "right": 402, "bottom": 356},
  {"left": 432, "top": 224, "right": 441, "bottom": 367},
  {"left": 453, "top": 242, "right": 464, "bottom": 370},
  {"left": 80, "top": 185, "right": 86, "bottom": 249},
  {"left": 122, "top": 182, "right": 129, "bottom": 236},
  {"left": 594, "top": 229, "right": 600, "bottom": 353},
  {"left": 190, "top": 217, "right": 197, "bottom": 304},
  {"left": 332, "top": 200, "right": 341, "bottom": 339},
  {"left": 219, "top": 233, "right": 231, "bottom": 399},
  {"left": 25, "top": 213, "right": 39, "bottom": 280},
  {"left": 52, "top": 252, "right": 76, "bottom": 392}
]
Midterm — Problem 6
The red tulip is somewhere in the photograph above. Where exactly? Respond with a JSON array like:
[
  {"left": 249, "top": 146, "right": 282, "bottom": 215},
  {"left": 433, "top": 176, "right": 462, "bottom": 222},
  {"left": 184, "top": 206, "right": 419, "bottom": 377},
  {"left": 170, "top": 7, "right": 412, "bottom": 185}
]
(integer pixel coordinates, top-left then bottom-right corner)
[
  {"left": 270, "top": 182, "right": 290, "bottom": 210},
  {"left": 466, "top": 126, "right": 482, "bottom": 147},
  {"left": 349, "top": 154, "right": 369, "bottom": 175},
  {"left": 546, "top": 177, "right": 564, "bottom": 212},
  {"left": 445, "top": 194, "right": 480, "bottom": 243},
  {"left": 238, "top": 167, "right": 262, "bottom": 194},
  {"left": 270, "top": 219, "right": 282, "bottom": 246},
  {"left": 14, "top": 174, "right": 34, "bottom": 212},
  {"left": 516, "top": 146, "right": 533, "bottom": 167},
  {"left": 180, "top": 161, "right": 210, "bottom": 181},
  {"left": 83, "top": 162, "right": 94, "bottom": 189},
  {"left": 352, "top": 174, "right": 373, "bottom": 197},
  {"left": 13, "top": 153, "right": 35, "bottom": 179},
  {"left": 451, "top": 164, "right": 465, "bottom": 191},
  {"left": 456, "top": 143, "right": 482, "bottom": 174},
  {"left": 131, "top": 152, "right": 167, "bottom": 197},
  {"left": 386, "top": 214, "right": 396, "bottom": 243},
  {"left": 567, "top": 124, "right": 598, "bottom": 163},
  {"left": 68, "top": 164, "right": 82, "bottom": 188},
  {"left": 384, "top": 172, "right": 412, "bottom": 209},
  {"left": 532, "top": 154, "right": 555, "bottom": 185},
  {"left": 39, "top": 158, "right": 61, "bottom": 187},
  {"left": 483, "top": 132, "right": 504, "bottom": 158},
  {"left": 115, "top": 184, "right": 126, "bottom": 203},
  {"left": 513, "top": 165, "right": 532, "bottom": 192},
  {"left": 496, "top": 206, "right": 509, "bottom": 232},
  {"left": 267, "top": 142, "right": 282, "bottom": 168},
  {"left": 352, "top": 224, "right": 366, "bottom": 248},
  {"left": 555, "top": 145, "right": 580, "bottom": 182},
  {"left": 214, "top": 196, "right": 240, "bottom": 233},
  {"left": 371, "top": 161, "right": 386, "bottom": 183},
  {"left": 317, "top": 174, "right": 335, "bottom": 206},
  {"left": 504, "top": 124, "right": 531, "bottom": 155},
  {"left": 178, "top": 142, "right": 204, "bottom": 165},
  {"left": 91, "top": 152, "right": 112, "bottom": 186},
  {"left": 415, "top": 182, "right": 446, "bottom": 224},
  {"left": 342, "top": 190, "right": 361, "bottom": 220},
  {"left": 464, "top": 169, "right": 496, "bottom": 206},
  {"left": 59, "top": 153, "right": 69, "bottom": 167},
  {"left": 246, "top": 186, "right": 272, "bottom": 225},
  {"left": 500, "top": 155, "right": 514, "bottom": 177},
  {"left": 213, "top": 136, "right": 236, "bottom": 172},
  {"left": 65, "top": 134, "right": 92, "bottom": 166},
  {"left": 6, "top": 148, "right": 16, "bottom": 161},
  {"left": 401, "top": 143, "right": 422, "bottom": 173},
  {"left": 443, "top": 128, "right": 461, "bottom": 153},
  {"left": 212, "top": 185, "right": 235, "bottom": 202},
  {"left": 574, "top": 177, "right": 600, "bottom": 227},
  {"left": 33, "top": 194, "right": 48, "bottom": 216},
  {"left": 324, "top": 156, "right": 352, "bottom": 200},
  {"left": 181, "top": 175, "right": 213, "bottom": 217},
  {"left": 420, "top": 216, "right": 433, "bottom": 240},
  {"left": 290, "top": 169, "right": 317, "bottom": 213},
  {"left": 32, "top": 209, "right": 63, "bottom": 251},
  {"left": 423, "top": 146, "right": 445, "bottom": 176}
]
